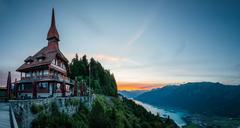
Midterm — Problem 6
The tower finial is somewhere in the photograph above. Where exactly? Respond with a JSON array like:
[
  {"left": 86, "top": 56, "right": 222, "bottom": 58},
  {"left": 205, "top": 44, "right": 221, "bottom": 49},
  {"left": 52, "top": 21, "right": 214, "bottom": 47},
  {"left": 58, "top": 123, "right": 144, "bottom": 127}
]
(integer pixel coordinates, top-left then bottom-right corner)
[{"left": 47, "top": 8, "right": 59, "bottom": 41}]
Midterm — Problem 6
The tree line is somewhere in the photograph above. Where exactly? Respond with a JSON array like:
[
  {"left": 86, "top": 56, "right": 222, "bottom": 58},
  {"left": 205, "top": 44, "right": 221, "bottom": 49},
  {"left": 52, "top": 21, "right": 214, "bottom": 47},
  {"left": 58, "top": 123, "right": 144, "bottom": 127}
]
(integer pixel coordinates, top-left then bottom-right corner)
[{"left": 68, "top": 54, "right": 118, "bottom": 97}]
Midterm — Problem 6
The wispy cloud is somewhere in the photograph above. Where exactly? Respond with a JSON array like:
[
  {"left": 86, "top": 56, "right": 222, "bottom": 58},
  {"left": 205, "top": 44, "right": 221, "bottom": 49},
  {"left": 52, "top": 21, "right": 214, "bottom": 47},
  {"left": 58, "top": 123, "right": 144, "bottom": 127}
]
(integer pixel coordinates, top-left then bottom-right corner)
[
  {"left": 117, "top": 81, "right": 164, "bottom": 90},
  {"left": 77, "top": 14, "right": 102, "bottom": 34},
  {"left": 94, "top": 54, "right": 127, "bottom": 63},
  {"left": 65, "top": 53, "right": 139, "bottom": 65},
  {"left": 126, "top": 8, "right": 158, "bottom": 47},
  {"left": 235, "top": 64, "right": 240, "bottom": 71},
  {"left": 174, "top": 41, "right": 186, "bottom": 58},
  {"left": 126, "top": 21, "right": 148, "bottom": 46}
]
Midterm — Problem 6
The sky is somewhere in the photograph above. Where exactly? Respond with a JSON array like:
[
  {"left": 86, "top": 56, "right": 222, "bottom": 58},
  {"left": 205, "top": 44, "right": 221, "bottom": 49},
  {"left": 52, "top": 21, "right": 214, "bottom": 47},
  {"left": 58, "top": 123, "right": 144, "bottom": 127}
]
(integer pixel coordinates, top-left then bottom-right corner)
[{"left": 0, "top": 0, "right": 240, "bottom": 90}]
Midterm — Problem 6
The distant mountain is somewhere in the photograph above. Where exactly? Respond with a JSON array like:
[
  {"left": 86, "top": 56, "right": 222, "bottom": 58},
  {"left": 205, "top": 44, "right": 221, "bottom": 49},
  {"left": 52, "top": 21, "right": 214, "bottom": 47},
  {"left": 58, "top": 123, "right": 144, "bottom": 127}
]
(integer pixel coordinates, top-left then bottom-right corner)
[
  {"left": 119, "top": 90, "right": 147, "bottom": 98},
  {"left": 135, "top": 82, "right": 240, "bottom": 117}
]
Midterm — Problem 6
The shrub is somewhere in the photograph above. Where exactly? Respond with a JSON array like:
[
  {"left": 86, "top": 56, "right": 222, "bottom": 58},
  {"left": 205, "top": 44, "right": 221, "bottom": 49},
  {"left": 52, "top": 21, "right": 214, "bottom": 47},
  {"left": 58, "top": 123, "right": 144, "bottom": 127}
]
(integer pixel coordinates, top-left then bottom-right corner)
[{"left": 30, "top": 103, "right": 43, "bottom": 114}]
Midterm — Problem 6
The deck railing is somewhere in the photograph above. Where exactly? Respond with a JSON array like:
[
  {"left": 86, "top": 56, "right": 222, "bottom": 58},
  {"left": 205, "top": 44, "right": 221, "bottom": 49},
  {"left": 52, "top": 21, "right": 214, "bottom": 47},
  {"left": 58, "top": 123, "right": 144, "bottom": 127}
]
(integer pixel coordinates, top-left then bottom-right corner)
[
  {"left": 21, "top": 75, "right": 74, "bottom": 84},
  {"left": 9, "top": 103, "right": 18, "bottom": 128}
]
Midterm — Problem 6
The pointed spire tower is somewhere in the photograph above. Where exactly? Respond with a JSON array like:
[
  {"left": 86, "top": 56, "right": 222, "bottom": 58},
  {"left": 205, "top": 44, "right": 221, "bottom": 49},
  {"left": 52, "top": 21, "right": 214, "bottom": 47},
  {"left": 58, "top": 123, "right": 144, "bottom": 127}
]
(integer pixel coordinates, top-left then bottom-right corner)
[{"left": 47, "top": 8, "right": 59, "bottom": 49}]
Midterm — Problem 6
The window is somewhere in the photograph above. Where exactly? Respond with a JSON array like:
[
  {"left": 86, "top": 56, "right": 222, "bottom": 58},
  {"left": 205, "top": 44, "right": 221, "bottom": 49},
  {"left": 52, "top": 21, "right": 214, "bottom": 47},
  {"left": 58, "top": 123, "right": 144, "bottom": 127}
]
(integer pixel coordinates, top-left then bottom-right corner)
[
  {"left": 21, "top": 84, "right": 24, "bottom": 90},
  {"left": 38, "top": 82, "right": 48, "bottom": 89},
  {"left": 25, "top": 72, "right": 31, "bottom": 77},
  {"left": 38, "top": 58, "right": 43, "bottom": 62},
  {"left": 57, "top": 83, "right": 61, "bottom": 90},
  {"left": 52, "top": 59, "right": 56, "bottom": 65},
  {"left": 24, "top": 83, "right": 33, "bottom": 90},
  {"left": 37, "top": 71, "right": 40, "bottom": 76},
  {"left": 66, "top": 85, "right": 70, "bottom": 91},
  {"left": 42, "top": 82, "right": 48, "bottom": 88},
  {"left": 63, "top": 64, "right": 66, "bottom": 70},
  {"left": 33, "top": 71, "right": 38, "bottom": 77},
  {"left": 21, "top": 72, "right": 25, "bottom": 77},
  {"left": 43, "top": 70, "right": 48, "bottom": 76}
]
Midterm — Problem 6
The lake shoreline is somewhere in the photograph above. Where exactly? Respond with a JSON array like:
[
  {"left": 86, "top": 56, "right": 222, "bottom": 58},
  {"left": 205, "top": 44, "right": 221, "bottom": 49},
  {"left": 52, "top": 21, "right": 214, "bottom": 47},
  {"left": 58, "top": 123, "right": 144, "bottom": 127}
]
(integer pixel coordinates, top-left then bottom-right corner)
[
  {"left": 132, "top": 99, "right": 240, "bottom": 128},
  {"left": 133, "top": 99, "right": 188, "bottom": 127}
]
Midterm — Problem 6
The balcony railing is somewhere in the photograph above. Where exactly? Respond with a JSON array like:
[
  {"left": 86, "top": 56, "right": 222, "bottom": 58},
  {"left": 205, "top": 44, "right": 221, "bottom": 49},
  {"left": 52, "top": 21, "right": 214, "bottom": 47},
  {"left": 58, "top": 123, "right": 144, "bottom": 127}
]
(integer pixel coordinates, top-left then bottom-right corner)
[{"left": 21, "top": 75, "right": 74, "bottom": 84}]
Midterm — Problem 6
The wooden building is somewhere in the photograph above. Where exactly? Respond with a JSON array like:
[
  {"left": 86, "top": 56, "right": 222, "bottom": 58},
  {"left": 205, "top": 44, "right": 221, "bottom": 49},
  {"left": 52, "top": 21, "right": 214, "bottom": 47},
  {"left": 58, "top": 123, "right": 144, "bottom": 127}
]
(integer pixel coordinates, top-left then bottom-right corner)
[{"left": 15, "top": 9, "right": 74, "bottom": 99}]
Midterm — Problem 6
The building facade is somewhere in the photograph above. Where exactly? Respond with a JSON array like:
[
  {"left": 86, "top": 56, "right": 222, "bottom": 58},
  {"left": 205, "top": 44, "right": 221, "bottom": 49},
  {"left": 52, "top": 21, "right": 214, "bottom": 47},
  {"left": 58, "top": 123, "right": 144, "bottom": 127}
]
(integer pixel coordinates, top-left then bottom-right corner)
[{"left": 15, "top": 9, "right": 74, "bottom": 99}]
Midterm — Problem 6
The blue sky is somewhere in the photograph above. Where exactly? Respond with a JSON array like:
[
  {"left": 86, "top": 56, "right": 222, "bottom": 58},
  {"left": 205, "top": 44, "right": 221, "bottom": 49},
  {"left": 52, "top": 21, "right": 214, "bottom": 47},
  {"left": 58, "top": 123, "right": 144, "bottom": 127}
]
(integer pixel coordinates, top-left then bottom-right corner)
[{"left": 0, "top": 0, "right": 240, "bottom": 87}]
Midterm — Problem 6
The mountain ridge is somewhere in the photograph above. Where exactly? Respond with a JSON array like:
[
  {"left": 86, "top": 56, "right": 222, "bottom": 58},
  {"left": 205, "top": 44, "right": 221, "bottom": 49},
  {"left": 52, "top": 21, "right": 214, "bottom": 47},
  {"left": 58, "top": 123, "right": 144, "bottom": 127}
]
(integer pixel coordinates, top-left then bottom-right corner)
[
  {"left": 135, "top": 82, "right": 240, "bottom": 117},
  {"left": 118, "top": 90, "right": 147, "bottom": 98}
]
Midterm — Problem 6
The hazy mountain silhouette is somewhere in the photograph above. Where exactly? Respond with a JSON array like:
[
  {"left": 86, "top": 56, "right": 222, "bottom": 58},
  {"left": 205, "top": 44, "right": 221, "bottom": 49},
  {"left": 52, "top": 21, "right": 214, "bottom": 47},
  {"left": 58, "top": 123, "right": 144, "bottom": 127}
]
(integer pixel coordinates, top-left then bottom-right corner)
[
  {"left": 135, "top": 82, "right": 240, "bottom": 117},
  {"left": 119, "top": 90, "right": 147, "bottom": 98}
]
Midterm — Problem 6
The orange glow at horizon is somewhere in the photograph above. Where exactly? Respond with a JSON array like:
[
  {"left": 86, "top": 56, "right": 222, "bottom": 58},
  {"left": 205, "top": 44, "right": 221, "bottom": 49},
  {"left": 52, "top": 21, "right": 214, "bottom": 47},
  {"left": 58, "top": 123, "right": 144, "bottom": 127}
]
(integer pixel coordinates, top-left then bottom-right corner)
[{"left": 117, "top": 81, "right": 165, "bottom": 91}]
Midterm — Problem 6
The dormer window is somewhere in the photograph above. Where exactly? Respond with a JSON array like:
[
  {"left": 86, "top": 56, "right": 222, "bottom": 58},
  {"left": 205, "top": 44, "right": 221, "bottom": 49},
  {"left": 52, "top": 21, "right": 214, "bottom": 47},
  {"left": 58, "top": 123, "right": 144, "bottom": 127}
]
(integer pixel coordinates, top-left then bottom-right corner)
[
  {"left": 24, "top": 56, "right": 33, "bottom": 64},
  {"left": 38, "top": 58, "right": 43, "bottom": 62},
  {"left": 36, "top": 53, "right": 46, "bottom": 62}
]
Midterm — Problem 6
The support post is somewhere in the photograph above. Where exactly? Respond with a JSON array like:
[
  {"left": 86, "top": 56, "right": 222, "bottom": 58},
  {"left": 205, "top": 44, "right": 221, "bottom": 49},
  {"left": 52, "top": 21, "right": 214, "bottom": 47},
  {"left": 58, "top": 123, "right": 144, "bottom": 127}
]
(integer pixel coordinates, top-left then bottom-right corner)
[
  {"left": 74, "top": 77, "right": 78, "bottom": 96},
  {"left": 32, "top": 82, "right": 37, "bottom": 99},
  {"left": 61, "top": 82, "right": 66, "bottom": 97}
]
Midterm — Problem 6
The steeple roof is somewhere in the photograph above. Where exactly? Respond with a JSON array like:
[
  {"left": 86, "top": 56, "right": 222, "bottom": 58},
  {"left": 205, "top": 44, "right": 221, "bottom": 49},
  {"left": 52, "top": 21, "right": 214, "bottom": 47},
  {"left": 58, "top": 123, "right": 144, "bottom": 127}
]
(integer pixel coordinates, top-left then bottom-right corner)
[
  {"left": 16, "top": 8, "right": 69, "bottom": 72},
  {"left": 47, "top": 8, "right": 59, "bottom": 41}
]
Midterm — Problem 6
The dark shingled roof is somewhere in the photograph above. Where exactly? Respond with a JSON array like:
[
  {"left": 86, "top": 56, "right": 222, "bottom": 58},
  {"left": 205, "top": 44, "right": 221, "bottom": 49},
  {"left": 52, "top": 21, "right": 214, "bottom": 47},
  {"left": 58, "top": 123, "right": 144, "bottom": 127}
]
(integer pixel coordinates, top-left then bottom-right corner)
[{"left": 16, "top": 46, "right": 68, "bottom": 72}]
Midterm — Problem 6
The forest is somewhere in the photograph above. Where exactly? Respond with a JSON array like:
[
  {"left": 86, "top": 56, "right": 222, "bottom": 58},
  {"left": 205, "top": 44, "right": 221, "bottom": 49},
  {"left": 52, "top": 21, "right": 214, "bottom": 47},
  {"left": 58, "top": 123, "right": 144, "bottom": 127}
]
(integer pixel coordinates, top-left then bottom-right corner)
[{"left": 69, "top": 54, "right": 118, "bottom": 97}]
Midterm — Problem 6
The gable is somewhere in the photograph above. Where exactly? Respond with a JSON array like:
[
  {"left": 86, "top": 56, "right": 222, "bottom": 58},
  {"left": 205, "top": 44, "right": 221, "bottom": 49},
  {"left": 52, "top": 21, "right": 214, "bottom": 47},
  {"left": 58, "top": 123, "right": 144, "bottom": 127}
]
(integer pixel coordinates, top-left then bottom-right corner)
[{"left": 16, "top": 46, "right": 69, "bottom": 72}]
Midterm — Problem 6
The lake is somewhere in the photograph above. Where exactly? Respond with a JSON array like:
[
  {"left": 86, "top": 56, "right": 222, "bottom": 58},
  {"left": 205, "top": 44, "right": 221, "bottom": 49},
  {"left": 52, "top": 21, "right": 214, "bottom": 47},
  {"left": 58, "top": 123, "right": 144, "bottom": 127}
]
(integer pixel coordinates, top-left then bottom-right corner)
[{"left": 133, "top": 100, "right": 187, "bottom": 127}]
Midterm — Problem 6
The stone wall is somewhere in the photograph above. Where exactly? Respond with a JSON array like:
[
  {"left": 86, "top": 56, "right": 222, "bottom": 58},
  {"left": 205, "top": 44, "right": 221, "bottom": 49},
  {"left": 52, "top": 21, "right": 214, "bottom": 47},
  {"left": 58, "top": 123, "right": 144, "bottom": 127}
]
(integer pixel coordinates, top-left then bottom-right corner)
[{"left": 9, "top": 96, "right": 95, "bottom": 128}]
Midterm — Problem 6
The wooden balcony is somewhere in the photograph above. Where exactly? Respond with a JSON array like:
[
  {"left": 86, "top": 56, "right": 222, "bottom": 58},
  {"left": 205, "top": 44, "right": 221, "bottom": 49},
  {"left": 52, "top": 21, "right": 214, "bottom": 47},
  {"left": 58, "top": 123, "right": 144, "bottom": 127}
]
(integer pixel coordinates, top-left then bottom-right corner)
[{"left": 20, "top": 75, "right": 74, "bottom": 84}]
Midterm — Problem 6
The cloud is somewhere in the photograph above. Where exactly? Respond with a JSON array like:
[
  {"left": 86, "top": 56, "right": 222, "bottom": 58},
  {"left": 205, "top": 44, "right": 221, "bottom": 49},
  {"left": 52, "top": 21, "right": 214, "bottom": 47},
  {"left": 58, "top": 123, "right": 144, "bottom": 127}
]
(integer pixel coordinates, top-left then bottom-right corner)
[
  {"left": 117, "top": 81, "right": 164, "bottom": 90},
  {"left": 174, "top": 41, "right": 186, "bottom": 58},
  {"left": 235, "top": 64, "right": 240, "bottom": 80},
  {"left": 94, "top": 54, "right": 127, "bottom": 63},
  {"left": 126, "top": 7, "right": 158, "bottom": 47},
  {"left": 65, "top": 53, "right": 139, "bottom": 65},
  {"left": 78, "top": 15, "right": 102, "bottom": 34},
  {"left": 126, "top": 21, "right": 148, "bottom": 46},
  {"left": 235, "top": 64, "right": 240, "bottom": 70}
]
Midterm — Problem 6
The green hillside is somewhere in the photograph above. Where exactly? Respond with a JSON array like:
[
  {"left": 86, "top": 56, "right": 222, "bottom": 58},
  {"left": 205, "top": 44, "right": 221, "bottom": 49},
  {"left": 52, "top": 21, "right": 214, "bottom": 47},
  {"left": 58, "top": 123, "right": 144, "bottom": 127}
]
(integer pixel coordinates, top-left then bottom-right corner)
[
  {"left": 32, "top": 95, "right": 178, "bottom": 128},
  {"left": 31, "top": 55, "right": 178, "bottom": 128},
  {"left": 69, "top": 55, "right": 118, "bottom": 97}
]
